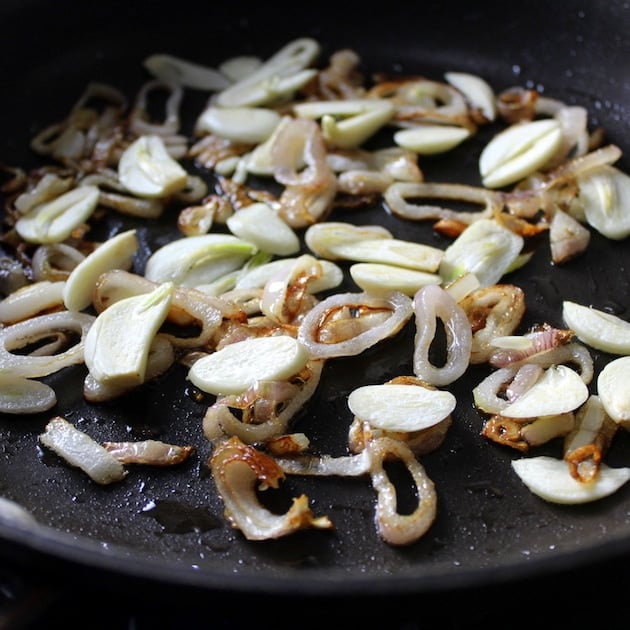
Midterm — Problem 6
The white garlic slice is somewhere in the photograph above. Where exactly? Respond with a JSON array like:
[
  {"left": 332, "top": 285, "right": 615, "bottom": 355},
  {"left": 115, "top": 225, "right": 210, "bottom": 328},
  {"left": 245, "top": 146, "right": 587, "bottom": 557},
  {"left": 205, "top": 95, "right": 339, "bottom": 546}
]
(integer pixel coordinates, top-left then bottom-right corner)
[
  {"left": 438, "top": 218, "right": 523, "bottom": 286},
  {"left": 187, "top": 335, "right": 309, "bottom": 395},
  {"left": 226, "top": 203, "right": 300, "bottom": 255},
  {"left": 143, "top": 54, "right": 231, "bottom": 90},
  {"left": 479, "top": 118, "right": 563, "bottom": 188},
  {"left": 215, "top": 37, "right": 320, "bottom": 108},
  {"left": 501, "top": 364, "right": 588, "bottom": 419},
  {"left": 317, "top": 237, "right": 443, "bottom": 273},
  {"left": 0, "top": 280, "right": 66, "bottom": 324},
  {"left": 218, "top": 55, "right": 262, "bottom": 82},
  {"left": 597, "top": 355, "right": 630, "bottom": 426},
  {"left": 144, "top": 234, "right": 257, "bottom": 287},
  {"left": 294, "top": 99, "right": 394, "bottom": 149},
  {"left": 349, "top": 262, "right": 441, "bottom": 296},
  {"left": 304, "top": 221, "right": 392, "bottom": 259},
  {"left": 562, "top": 300, "right": 630, "bottom": 355},
  {"left": 84, "top": 282, "right": 174, "bottom": 388},
  {"left": 195, "top": 106, "right": 281, "bottom": 144},
  {"left": 393, "top": 124, "right": 471, "bottom": 154},
  {"left": 577, "top": 165, "right": 630, "bottom": 240},
  {"left": 444, "top": 71, "right": 497, "bottom": 122},
  {"left": 15, "top": 185, "right": 99, "bottom": 244},
  {"left": 512, "top": 456, "right": 630, "bottom": 504},
  {"left": 348, "top": 383, "right": 456, "bottom": 432},
  {"left": 63, "top": 229, "right": 138, "bottom": 312},
  {"left": 118, "top": 135, "right": 188, "bottom": 198}
]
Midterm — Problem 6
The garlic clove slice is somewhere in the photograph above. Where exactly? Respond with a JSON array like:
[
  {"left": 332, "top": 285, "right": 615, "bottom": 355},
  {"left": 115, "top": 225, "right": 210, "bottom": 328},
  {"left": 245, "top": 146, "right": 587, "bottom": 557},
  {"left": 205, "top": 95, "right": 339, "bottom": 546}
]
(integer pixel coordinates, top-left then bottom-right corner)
[
  {"left": 195, "top": 106, "right": 281, "bottom": 144},
  {"left": 84, "top": 282, "right": 174, "bottom": 388},
  {"left": 512, "top": 455, "right": 630, "bottom": 504},
  {"left": 597, "top": 355, "right": 630, "bottom": 427},
  {"left": 321, "top": 237, "right": 443, "bottom": 272},
  {"left": 348, "top": 383, "right": 456, "bottom": 432},
  {"left": 218, "top": 55, "right": 262, "bottom": 83},
  {"left": 226, "top": 202, "right": 300, "bottom": 256},
  {"left": 144, "top": 234, "right": 257, "bottom": 287},
  {"left": 349, "top": 262, "right": 441, "bottom": 296},
  {"left": 501, "top": 364, "right": 588, "bottom": 418},
  {"left": 63, "top": 229, "right": 138, "bottom": 312},
  {"left": 187, "top": 335, "right": 309, "bottom": 396},
  {"left": 394, "top": 124, "right": 471, "bottom": 155},
  {"left": 143, "top": 54, "right": 231, "bottom": 90},
  {"left": 445, "top": 71, "right": 497, "bottom": 122},
  {"left": 304, "top": 221, "right": 392, "bottom": 259},
  {"left": 438, "top": 218, "right": 523, "bottom": 286},
  {"left": 562, "top": 300, "right": 630, "bottom": 355},
  {"left": 118, "top": 135, "right": 188, "bottom": 198},
  {"left": 15, "top": 185, "right": 99, "bottom": 244},
  {"left": 479, "top": 118, "right": 563, "bottom": 188},
  {"left": 577, "top": 165, "right": 630, "bottom": 240}
]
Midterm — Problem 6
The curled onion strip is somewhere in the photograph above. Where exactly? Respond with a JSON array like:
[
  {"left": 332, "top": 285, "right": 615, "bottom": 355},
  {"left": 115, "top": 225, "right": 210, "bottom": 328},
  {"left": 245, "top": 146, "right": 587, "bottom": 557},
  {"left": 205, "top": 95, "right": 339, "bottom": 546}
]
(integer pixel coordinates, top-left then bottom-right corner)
[
  {"left": 297, "top": 291, "right": 413, "bottom": 359},
  {"left": 384, "top": 181, "right": 500, "bottom": 225},
  {"left": 0, "top": 374, "right": 57, "bottom": 414},
  {"left": 412, "top": 284, "right": 472, "bottom": 386},
  {"left": 0, "top": 311, "right": 94, "bottom": 377},
  {"left": 210, "top": 436, "right": 333, "bottom": 540},
  {"left": 31, "top": 243, "right": 86, "bottom": 282},
  {"left": 367, "top": 437, "right": 437, "bottom": 546}
]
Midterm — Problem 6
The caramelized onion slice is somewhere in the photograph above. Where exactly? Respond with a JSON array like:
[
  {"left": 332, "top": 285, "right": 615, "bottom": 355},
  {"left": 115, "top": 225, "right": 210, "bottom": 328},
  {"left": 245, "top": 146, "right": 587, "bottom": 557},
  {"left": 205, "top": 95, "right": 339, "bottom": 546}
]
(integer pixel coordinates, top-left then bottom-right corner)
[{"left": 210, "top": 436, "right": 333, "bottom": 540}]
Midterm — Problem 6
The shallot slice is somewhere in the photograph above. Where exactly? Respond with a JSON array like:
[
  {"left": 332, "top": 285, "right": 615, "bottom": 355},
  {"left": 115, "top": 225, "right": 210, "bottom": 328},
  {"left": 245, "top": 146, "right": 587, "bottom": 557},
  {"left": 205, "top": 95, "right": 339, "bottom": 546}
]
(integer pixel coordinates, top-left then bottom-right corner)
[
  {"left": 412, "top": 284, "right": 472, "bottom": 386},
  {"left": 297, "top": 290, "right": 413, "bottom": 359},
  {"left": 210, "top": 436, "right": 333, "bottom": 540},
  {"left": 103, "top": 440, "right": 194, "bottom": 466},
  {"left": 39, "top": 416, "right": 127, "bottom": 485}
]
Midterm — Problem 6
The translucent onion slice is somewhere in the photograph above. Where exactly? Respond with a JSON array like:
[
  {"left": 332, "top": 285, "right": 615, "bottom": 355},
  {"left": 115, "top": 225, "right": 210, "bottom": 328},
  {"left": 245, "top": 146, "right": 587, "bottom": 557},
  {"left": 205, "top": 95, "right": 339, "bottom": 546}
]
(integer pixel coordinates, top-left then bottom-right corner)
[
  {"left": 188, "top": 335, "right": 309, "bottom": 396},
  {"left": 563, "top": 300, "right": 630, "bottom": 355},
  {"left": 297, "top": 291, "right": 413, "bottom": 359},
  {"left": 367, "top": 437, "right": 437, "bottom": 545},
  {"left": 210, "top": 436, "right": 333, "bottom": 540},
  {"left": 103, "top": 439, "right": 194, "bottom": 466},
  {"left": 39, "top": 416, "right": 127, "bottom": 485},
  {"left": 512, "top": 456, "right": 630, "bottom": 504},
  {"left": 412, "top": 284, "right": 472, "bottom": 386},
  {"left": 0, "top": 374, "right": 57, "bottom": 414},
  {"left": 0, "top": 280, "right": 66, "bottom": 324},
  {"left": 0, "top": 311, "right": 94, "bottom": 378}
]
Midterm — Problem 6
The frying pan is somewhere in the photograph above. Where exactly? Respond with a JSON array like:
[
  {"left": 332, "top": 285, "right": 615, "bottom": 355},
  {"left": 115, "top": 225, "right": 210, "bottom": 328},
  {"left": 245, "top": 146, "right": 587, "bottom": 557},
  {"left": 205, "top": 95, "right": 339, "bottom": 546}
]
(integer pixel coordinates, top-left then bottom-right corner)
[{"left": 0, "top": 0, "right": 629, "bottom": 607}]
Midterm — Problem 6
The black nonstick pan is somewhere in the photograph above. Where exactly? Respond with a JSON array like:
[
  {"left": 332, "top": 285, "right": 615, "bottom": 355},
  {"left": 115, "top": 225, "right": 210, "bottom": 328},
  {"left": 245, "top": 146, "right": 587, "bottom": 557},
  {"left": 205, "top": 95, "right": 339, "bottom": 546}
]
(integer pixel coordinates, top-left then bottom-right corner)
[{"left": 0, "top": 0, "right": 629, "bottom": 612}]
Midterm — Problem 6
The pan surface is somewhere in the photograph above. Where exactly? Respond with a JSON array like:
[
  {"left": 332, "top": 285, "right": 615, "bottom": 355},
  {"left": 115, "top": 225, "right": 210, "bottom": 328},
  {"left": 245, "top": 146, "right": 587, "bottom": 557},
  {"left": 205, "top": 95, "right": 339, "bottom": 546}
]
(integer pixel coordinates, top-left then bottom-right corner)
[{"left": 0, "top": 0, "right": 629, "bottom": 596}]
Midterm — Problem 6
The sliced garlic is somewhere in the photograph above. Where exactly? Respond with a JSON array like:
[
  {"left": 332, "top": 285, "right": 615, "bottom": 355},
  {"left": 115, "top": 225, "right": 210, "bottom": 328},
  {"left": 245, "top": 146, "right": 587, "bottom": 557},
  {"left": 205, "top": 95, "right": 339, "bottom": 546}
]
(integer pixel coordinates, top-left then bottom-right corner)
[
  {"left": 226, "top": 203, "right": 300, "bottom": 256},
  {"left": 501, "top": 365, "right": 588, "bottom": 418},
  {"left": 84, "top": 282, "right": 174, "bottom": 388},
  {"left": 39, "top": 416, "right": 127, "bottom": 485},
  {"left": 294, "top": 99, "right": 395, "bottom": 149},
  {"left": 63, "top": 229, "right": 138, "bottom": 312},
  {"left": 393, "top": 124, "right": 470, "bottom": 155},
  {"left": 479, "top": 118, "right": 563, "bottom": 188},
  {"left": 347, "top": 383, "right": 456, "bottom": 432},
  {"left": 444, "top": 71, "right": 497, "bottom": 122},
  {"left": 317, "top": 237, "right": 443, "bottom": 273},
  {"left": 349, "top": 262, "right": 441, "bottom": 296},
  {"left": 144, "top": 234, "right": 257, "bottom": 287},
  {"left": 118, "top": 135, "right": 188, "bottom": 198},
  {"left": 577, "top": 165, "right": 630, "bottom": 240},
  {"left": 0, "top": 280, "right": 65, "bottom": 324},
  {"left": 215, "top": 37, "right": 320, "bottom": 108},
  {"left": 512, "top": 456, "right": 630, "bottom": 504},
  {"left": 438, "top": 218, "right": 523, "bottom": 286},
  {"left": 304, "top": 221, "right": 392, "bottom": 259},
  {"left": 218, "top": 55, "right": 262, "bottom": 82},
  {"left": 562, "top": 300, "right": 630, "bottom": 355},
  {"left": 597, "top": 356, "right": 630, "bottom": 426},
  {"left": 143, "top": 54, "right": 231, "bottom": 90},
  {"left": 195, "top": 106, "right": 281, "bottom": 144},
  {"left": 15, "top": 185, "right": 99, "bottom": 244},
  {"left": 187, "top": 335, "right": 309, "bottom": 395}
]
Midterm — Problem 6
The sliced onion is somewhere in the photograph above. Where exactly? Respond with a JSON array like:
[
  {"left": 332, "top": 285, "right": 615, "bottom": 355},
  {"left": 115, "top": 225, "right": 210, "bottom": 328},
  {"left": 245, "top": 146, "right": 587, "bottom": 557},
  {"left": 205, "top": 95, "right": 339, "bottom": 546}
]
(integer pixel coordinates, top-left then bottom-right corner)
[{"left": 0, "top": 374, "right": 57, "bottom": 414}]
